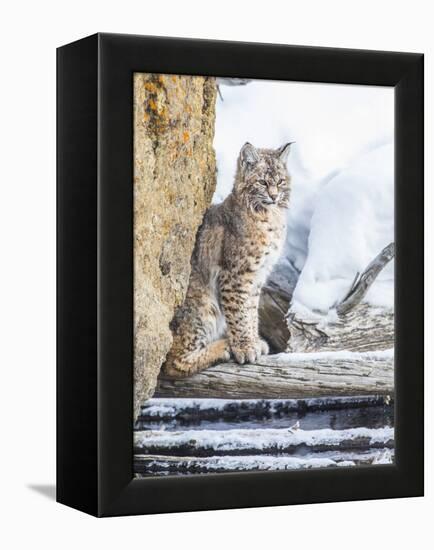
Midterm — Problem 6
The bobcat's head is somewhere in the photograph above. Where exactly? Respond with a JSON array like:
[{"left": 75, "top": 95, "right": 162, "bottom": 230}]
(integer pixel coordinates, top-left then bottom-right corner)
[{"left": 235, "top": 142, "right": 292, "bottom": 212}]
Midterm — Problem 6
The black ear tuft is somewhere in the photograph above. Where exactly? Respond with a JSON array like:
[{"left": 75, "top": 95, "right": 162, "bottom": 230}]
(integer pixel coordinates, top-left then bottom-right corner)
[
  {"left": 277, "top": 142, "right": 294, "bottom": 163},
  {"left": 240, "top": 142, "right": 260, "bottom": 167}
]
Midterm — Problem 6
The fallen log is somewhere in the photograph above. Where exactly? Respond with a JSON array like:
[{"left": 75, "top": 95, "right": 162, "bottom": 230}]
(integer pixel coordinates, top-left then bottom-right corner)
[
  {"left": 134, "top": 448, "right": 394, "bottom": 475},
  {"left": 134, "top": 425, "right": 394, "bottom": 457},
  {"left": 137, "top": 395, "right": 393, "bottom": 422},
  {"left": 285, "top": 243, "right": 395, "bottom": 353},
  {"left": 286, "top": 303, "right": 394, "bottom": 353},
  {"left": 135, "top": 397, "right": 393, "bottom": 431},
  {"left": 259, "top": 244, "right": 395, "bottom": 354},
  {"left": 155, "top": 350, "right": 394, "bottom": 399}
]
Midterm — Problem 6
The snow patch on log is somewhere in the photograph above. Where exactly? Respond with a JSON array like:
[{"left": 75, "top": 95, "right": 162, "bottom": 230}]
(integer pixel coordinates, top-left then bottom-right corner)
[
  {"left": 139, "top": 395, "right": 392, "bottom": 419},
  {"left": 263, "top": 348, "right": 393, "bottom": 363},
  {"left": 135, "top": 426, "right": 394, "bottom": 452},
  {"left": 135, "top": 448, "right": 394, "bottom": 475}
]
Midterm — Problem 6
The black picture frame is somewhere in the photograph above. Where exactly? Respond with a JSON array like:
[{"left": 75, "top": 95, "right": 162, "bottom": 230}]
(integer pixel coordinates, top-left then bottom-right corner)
[{"left": 57, "top": 33, "right": 424, "bottom": 517}]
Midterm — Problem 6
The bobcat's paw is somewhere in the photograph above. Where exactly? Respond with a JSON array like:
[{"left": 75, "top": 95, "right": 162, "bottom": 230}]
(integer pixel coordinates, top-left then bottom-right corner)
[
  {"left": 222, "top": 349, "right": 231, "bottom": 362},
  {"left": 215, "top": 339, "right": 231, "bottom": 362},
  {"left": 255, "top": 338, "right": 269, "bottom": 356},
  {"left": 231, "top": 342, "right": 260, "bottom": 365},
  {"left": 162, "top": 363, "right": 190, "bottom": 379}
]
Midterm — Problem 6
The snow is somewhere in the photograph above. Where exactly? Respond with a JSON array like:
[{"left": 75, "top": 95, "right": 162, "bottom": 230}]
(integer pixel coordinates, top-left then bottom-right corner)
[
  {"left": 307, "top": 448, "right": 394, "bottom": 464},
  {"left": 140, "top": 397, "right": 305, "bottom": 418},
  {"left": 213, "top": 79, "right": 394, "bottom": 314},
  {"left": 139, "top": 395, "right": 391, "bottom": 418},
  {"left": 140, "top": 454, "right": 354, "bottom": 472},
  {"left": 371, "top": 448, "right": 394, "bottom": 464},
  {"left": 214, "top": 80, "right": 393, "bottom": 201},
  {"left": 140, "top": 398, "right": 258, "bottom": 417},
  {"left": 135, "top": 425, "right": 394, "bottom": 451},
  {"left": 135, "top": 447, "right": 394, "bottom": 474},
  {"left": 266, "top": 348, "right": 394, "bottom": 364},
  {"left": 138, "top": 397, "right": 291, "bottom": 418},
  {"left": 291, "top": 143, "right": 394, "bottom": 313}
]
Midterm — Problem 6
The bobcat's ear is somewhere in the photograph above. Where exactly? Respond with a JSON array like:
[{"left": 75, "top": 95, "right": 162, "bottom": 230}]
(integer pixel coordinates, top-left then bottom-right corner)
[
  {"left": 277, "top": 142, "right": 294, "bottom": 163},
  {"left": 240, "top": 142, "right": 260, "bottom": 168}
]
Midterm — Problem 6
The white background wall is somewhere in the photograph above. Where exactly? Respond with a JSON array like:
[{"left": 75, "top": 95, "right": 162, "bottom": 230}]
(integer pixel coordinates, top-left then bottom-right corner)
[{"left": 0, "top": 1, "right": 431, "bottom": 548}]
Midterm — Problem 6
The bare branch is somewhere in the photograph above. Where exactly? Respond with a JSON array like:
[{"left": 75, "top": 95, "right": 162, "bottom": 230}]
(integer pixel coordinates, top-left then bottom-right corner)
[
  {"left": 336, "top": 242, "right": 395, "bottom": 316},
  {"left": 340, "top": 271, "right": 360, "bottom": 303}
]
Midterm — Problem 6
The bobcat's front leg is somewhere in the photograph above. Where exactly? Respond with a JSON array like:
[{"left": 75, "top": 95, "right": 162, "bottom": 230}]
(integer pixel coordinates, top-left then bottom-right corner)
[
  {"left": 248, "top": 287, "right": 269, "bottom": 357},
  {"left": 220, "top": 270, "right": 266, "bottom": 364}
]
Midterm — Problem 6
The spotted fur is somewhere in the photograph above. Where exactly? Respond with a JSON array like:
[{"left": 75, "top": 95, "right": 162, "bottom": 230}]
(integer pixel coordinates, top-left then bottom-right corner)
[{"left": 163, "top": 142, "right": 292, "bottom": 378}]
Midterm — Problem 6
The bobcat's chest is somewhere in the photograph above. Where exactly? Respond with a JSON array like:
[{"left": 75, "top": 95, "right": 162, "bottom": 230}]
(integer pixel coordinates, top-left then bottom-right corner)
[{"left": 252, "top": 216, "right": 286, "bottom": 285}]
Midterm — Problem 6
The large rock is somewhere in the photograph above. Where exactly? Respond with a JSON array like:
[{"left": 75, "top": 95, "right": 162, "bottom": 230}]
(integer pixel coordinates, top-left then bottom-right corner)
[{"left": 133, "top": 73, "right": 217, "bottom": 419}]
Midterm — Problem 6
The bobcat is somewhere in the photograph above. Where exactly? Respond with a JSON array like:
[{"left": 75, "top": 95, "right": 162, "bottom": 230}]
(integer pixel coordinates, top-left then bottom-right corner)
[{"left": 163, "top": 141, "right": 292, "bottom": 378}]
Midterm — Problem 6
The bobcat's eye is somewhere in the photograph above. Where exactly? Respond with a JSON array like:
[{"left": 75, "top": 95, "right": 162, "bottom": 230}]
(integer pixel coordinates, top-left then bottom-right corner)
[
  {"left": 258, "top": 180, "right": 267, "bottom": 187},
  {"left": 277, "top": 179, "right": 286, "bottom": 187}
]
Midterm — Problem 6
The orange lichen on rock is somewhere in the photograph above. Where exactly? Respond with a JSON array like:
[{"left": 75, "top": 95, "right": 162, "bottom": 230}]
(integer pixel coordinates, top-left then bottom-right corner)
[
  {"left": 133, "top": 73, "right": 217, "bottom": 419},
  {"left": 143, "top": 81, "right": 158, "bottom": 93}
]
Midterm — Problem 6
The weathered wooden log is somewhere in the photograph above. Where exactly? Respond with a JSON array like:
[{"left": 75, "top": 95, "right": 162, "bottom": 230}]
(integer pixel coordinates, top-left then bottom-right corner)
[
  {"left": 259, "top": 244, "right": 395, "bottom": 354},
  {"left": 136, "top": 396, "right": 394, "bottom": 431},
  {"left": 137, "top": 395, "right": 393, "bottom": 421},
  {"left": 284, "top": 243, "right": 395, "bottom": 353},
  {"left": 134, "top": 448, "right": 394, "bottom": 475},
  {"left": 260, "top": 284, "right": 394, "bottom": 355},
  {"left": 258, "top": 258, "right": 298, "bottom": 352},
  {"left": 134, "top": 425, "right": 394, "bottom": 457},
  {"left": 156, "top": 351, "right": 393, "bottom": 399},
  {"left": 286, "top": 303, "right": 394, "bottom": 353}
]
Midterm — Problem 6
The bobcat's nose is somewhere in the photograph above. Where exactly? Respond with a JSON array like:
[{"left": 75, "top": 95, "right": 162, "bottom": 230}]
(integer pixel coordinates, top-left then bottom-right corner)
[{"left": 268, "top": 186, "right": 278, "bottom": 202}]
